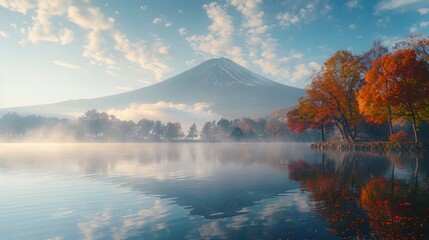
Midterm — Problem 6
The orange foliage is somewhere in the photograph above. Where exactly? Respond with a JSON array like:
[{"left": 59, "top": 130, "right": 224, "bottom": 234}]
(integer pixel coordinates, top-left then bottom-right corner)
[
  {"left": 306, "top": 50, "right": 363, "bottom": 142},
  {"left": 357, "top": 57, "right": 393, "bottom": 125},
  {"left": 389, "top": 131, "right": 409, "bottom": 142},
  {"left": 358, "top": 48, "right": 429, "bottom": 142}
]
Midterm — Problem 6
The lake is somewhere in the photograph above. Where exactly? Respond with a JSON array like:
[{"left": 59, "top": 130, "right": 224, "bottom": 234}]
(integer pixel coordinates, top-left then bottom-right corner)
[{"left": 0, "top": 143, "right": 428, "bottom": 239}]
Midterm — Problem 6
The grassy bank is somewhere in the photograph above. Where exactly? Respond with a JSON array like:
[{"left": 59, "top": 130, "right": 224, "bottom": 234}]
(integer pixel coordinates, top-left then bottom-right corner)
[{"left": 310, "top": 141, "right": 428, "bottom": 152}]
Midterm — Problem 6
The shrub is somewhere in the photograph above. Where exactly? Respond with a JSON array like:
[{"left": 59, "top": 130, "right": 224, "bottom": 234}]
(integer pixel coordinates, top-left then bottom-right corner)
[{"left": 389, "top": 131, "right": 409, "bottom": 142}]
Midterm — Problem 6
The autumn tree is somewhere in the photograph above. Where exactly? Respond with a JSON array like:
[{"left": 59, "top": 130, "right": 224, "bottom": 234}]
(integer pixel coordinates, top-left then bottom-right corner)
[
  {"left": 395, "top": 34, "right": 429, "bottom": 65},
  {"left": 287, "top": 97, "right": 333, "bottom": 142},
  {"left": 359, "top": 49, "right": 429, "bottom": 142},
  {"left": 357, "top": 55, "right": 395, "bottom": 136},
  {"left": 360, "top": 40, "right": 389, "bottom": 72},
  {"left": 306, "top": 50, "right": 363, "bottom": 142},
  {"left": 265, "top": 118, "right": 289, "bottom": 138}
]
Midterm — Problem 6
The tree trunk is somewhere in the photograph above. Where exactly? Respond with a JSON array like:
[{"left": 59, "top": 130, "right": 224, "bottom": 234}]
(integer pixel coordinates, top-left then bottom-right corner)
[
  {"left": 319, "top": 123, "right": 325, "bottom": 142},
  {"left": 411, "top": 113, "right": 419, "bottom": 143},
  {"left": 390, "top": 164, "right": 395, "bottom": 220},
  {"left": 334, "top": 120, "right": 345, "bottom": 141},
  {"left": 342, "top": 119, "right": 355, "bottom": 142},
  {"left": 387, "top": 106, "right": 394, "bottom": 136}
]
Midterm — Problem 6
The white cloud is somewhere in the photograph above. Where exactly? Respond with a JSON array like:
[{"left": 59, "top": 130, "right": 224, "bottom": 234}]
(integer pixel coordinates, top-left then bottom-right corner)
[
  {"left": 252, "top": 38, "right": 291, "bottom": 77},
  {"left": 229, "top": 0, "right": 302, "bottom": 80},
  {"left": 26, "top": 0, "right": 74, "bottom": 45},
  {"left": 276, "top": 12, "right": 300, "bottom": 28},
  {"left": 4, "top": 0, "right": 171, "bottom": 85},
  {"left": 187, "top": 2, "right": 234, "bottom": 56},
  {"left": 417, "top": 8, "right": 429, "bottom": 15},
  {"left": 152, "top": 17, "right": 162, "bottom": 24},
  {"left": 67, "top": 5, "right": 116, "bottom": 65},
  {"left": 178, "top": 27, "right": 187, "bottom": 35},
  {"left": 226, "top": 46, "right": 248, "bottom": 66},
  {"left": 346, "top": 0, "right": 360, "bottom": 9},
  {"left": 348, "top": 24, "right": 357, "bottom": 30},
  {"left": 187, "top": 2, "right": 248, "bottom": 66},
  {"left": 375, "top": 0, "right": 429, "bottom": 12},
  {"left": 111, "top": 30, "right": 170, "bottom": 80},
  {"left": 308, "top": 61, "right": 321, "bottom": 70},
  {"left": 156, "top": 44, "right": 170, "bottom": 56},
  {"left": 152, "top": 17, "right": 171, "bottom": 28},
  {"left": 290, "top": 61, "right": 320, "bottom": 84},
  {"left": 410, "top": 21, "right": 429, "bottom": 33},
  {"left": 53, "top": 60, "right": 80, "bottom": 69},
  {"left": 107, "top": 102, "right": 220, "bottom": 125},
  {"left": 83, "top": 30, "right": 115, "bottom": 65},
  {"left": 376, "top": 16, "right": 391, "bottom": 27},
  {"left": 67, "top": 6, "right": 113, "bottom": 31},
  {"left": 0, "top": 30, "right": 9, "bottom": 38},
  {"left": 379, "top": 35, "right": 405, "bottom": 48},
  {"left": 0, "top": 0, "right": 34, "bottom": 14},
  {"left": 420, "top": 21, "right": 429, "bottom": 28},
  {"left": 276, "top": 1, "right": 332, "bottom": 29}
]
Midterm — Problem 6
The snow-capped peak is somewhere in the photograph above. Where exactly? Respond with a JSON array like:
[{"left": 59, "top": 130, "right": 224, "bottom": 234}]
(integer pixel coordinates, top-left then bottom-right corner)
[{"left": 168, "top": 58, "right": 279, "bottom": 88}]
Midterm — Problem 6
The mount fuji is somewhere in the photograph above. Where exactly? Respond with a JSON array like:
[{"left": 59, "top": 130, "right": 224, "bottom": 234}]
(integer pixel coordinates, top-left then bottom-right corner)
[{"left": 1, "top": 58, "right": 305, "bottom": 119}]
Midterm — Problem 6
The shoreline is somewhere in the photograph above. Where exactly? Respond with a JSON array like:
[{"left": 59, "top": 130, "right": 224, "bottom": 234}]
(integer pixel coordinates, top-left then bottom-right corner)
[{"left": 310, "top": 141, "right": 428, "bottom": 152}]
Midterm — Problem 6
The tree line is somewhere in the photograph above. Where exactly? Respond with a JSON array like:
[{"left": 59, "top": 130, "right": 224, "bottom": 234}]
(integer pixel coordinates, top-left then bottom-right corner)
[
  {"left": 0, "top": 109, "right": 319, "bottom": 142},
  {"left": 287, "top": 34, "right": 429, "bottom": 143}
]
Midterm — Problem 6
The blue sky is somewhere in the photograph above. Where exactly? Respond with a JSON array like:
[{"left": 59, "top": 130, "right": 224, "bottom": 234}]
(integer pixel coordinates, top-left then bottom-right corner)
[{"left": 0, "top": 0, "right": 428, "bottom": 108}]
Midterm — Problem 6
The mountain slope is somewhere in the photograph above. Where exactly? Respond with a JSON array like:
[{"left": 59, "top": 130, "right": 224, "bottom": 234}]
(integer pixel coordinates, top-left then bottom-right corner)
[{"left": 1, "top": 58, "right": 305, "bottom": 118}]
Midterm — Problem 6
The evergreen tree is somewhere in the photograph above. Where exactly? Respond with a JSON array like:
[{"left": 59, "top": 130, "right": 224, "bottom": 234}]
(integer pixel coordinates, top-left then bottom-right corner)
[{"left": 187, "top": 123, "right": 199, "bottom": 139}]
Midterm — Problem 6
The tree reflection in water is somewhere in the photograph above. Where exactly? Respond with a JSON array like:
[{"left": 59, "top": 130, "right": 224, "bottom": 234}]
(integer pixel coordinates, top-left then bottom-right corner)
[{"left": 288, "top": 151, "right": 429, "bottom": 239}]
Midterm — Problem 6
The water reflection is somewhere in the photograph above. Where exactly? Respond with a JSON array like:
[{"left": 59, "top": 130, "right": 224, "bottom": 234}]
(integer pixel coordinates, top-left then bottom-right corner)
[
  {"left": 0, "top": 143, "right": 428, "bottom": 239},
  {"left": 288, "top": 150, "right": 429, "bottom": 239}
]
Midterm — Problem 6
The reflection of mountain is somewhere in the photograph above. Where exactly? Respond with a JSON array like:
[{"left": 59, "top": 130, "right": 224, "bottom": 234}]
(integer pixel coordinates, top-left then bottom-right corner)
[
  {"left": 2, "top": 144, "right": 428, "bottom": 239},
  {"left": 1, "top": 58, "right": 305, "bottom": 118},
  {"left": 123, "top": 168, "right": 294, "bottom": 219},
  {"left": 110, "top": 143, "right": 314, "bottom": 219},
  {"left": 0, "top": 143, "right": 313, "bottom": 219}
]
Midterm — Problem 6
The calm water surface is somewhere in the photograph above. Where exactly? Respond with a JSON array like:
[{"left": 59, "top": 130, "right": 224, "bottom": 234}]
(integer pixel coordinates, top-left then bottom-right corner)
[{"left": 0, "top": 143, "right": 428, "bottom": 239}]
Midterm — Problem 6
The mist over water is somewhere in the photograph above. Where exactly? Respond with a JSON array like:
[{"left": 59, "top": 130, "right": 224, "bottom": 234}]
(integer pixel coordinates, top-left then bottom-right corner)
[{"left": 0, "top": 143, "right": 428, "bottom": 239}]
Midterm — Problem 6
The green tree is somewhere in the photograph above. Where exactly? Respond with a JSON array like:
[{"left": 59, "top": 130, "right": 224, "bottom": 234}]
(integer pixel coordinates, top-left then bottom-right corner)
[
  {"left": 165, "top": 122, "right": 184, "bottom": 140},
  {"left": 231, "top": 127, "right": 244, "bottom": 140},
  {"left": 152, "top": 120, "right": 165, "bottom": 140},
  {"left": 135, "top": 119, "right": 155, "bottom": 140},
  {"left": 78, "top": 109, "right": 111, "bottom": 140},
  {"left": 186, "top": 123, "right": 199, "bottom": 139},
  {"left": 201, "top": 121, "right": 216, "bottom": 140}
]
